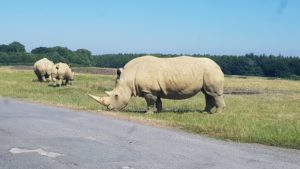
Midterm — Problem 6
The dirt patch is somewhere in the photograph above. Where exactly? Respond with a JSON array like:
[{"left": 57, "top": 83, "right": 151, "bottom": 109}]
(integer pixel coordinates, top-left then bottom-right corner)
[
  {"left": 72, "top": 67, "right": 116, "bottom": 75},
  {"left": 10, "top": 66, "right": 117, "bottom": 75},
  {"left": 225, "top": 75, "right": 248, "bottom": 79},
  {"left": 224, "top": 87, "right": 262, "bottom": 95},
  {"left": 10, "top": 65, "right": 33, "bottom": 70}
]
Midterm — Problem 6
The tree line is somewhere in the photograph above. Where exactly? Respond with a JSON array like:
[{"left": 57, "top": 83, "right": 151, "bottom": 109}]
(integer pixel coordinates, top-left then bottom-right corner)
[
  {"left": 1, "top": 41, "right": 300, "bottom": 79},
  {"left": 0, "top": 41, "right": 93, "bottom": 66}
]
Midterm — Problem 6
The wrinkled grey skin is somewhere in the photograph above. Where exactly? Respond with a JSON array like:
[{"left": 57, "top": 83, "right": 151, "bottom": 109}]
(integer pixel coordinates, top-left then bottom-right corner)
[
  {"left": 51, "top": 63, "right": 74, "bottom": 87},
  {"left": 33, "top": 58, "right": 54, "bottom": 82}
]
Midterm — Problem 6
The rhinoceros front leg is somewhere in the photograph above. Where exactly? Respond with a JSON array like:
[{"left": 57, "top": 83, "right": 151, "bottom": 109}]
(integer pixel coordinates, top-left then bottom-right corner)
[
  {"left": 65, "top": 79, "right": 68, "bottom": 85},
  {"left": 144, "top": 93, "right": 159, "bottom": 114},
  {"left": 204, "top": 92, "right": 215, "bottom": 113},
  {"left": 45, "top": 74, "right": 51, "bottom": 82},
  {"left": 41, "top": 76, "right": 47, "bottom": 82},
  {"left": 55, "top": 76, "right": 64, "bottom": 87},
  {"left": 57, "top": 79, "right": 63, "bottom": 87},
  {"left": 156, "top": 97, "right": 162, "bottom": 113},
  {"left": 51, "top": 77, "right": 57, "bottom": 86}
]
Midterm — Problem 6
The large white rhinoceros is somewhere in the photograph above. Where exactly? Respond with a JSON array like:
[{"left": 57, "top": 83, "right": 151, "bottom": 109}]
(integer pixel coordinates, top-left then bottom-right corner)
[
  {"left": 89, "top": 55, "right": 225, "bottom": 114},
  {"left": 33, "top": 58, "right": 54, "bottom": 82}
]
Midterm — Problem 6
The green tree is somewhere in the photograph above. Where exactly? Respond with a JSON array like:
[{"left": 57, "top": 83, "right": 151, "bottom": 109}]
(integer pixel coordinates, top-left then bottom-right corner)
[
  {"left": 31, "top": 47, "right": 52, "bottom": 54},
  {"left": 7, "top": 41, "right": 26, "bottom": 53},
  {"left": 0, "top": 45, "right": 8, "bottom": 53},
  {"left": 0, "top": 52, "right": 9, "bottom": 64},
  {"left": 74, "top": 49, "right": 93, "bottom": 66}
]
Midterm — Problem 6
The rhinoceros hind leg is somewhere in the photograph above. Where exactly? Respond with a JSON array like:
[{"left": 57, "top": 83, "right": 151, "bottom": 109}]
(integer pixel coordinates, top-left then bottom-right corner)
[
  {"left": 34, "top": 69, "right": 43, "bottom": 82},
  {"left": 144, "top": 93, "right": 158, "bottom": 114},
  {"left": 215, "top": 95, "right": 225, "bottom": 113}
]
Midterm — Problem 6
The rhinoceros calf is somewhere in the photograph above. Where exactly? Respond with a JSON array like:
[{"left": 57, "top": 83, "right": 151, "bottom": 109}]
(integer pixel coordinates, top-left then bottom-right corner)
[
  {"left": 51, "top": 63, "right": 74, "bottom": 87},
  {"left": 89, "top": 55, "right": 225, "bottom": 114},
  {"left": 33, "top": 58, "right": 54, "bottom": 82}
]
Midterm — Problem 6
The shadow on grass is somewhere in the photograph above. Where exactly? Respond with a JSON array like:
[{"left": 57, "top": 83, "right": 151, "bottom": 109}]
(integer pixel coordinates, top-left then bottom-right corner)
[
  {"left": 122, "top": 108, "right": 207, "bottom": 114},
  {"left": 163, "top": 109, "right": 207, "bottom": 114},
  {"left": 47, "top": 83, "right": 72, "bottom": 88},
  {"left": 31, "top": 79, "right": 41, "bottom": 82}
]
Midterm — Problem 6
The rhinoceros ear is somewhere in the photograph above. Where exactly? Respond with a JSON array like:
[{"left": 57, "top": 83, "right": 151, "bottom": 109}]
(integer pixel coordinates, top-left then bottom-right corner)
[
  {"left": 117, "top": 68, "right": 123, "bottom": 79},
  {"left": 56, "top": 64, "right": 59, "bottom": 70}
]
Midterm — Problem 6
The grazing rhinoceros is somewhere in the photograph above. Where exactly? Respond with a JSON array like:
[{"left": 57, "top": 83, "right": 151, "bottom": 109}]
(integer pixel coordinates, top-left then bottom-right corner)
[
  {"left": 33, "top": 58, "right": 55, "bottom": 82},
  {"left": 88, "top": 55, "right": 225, "bottom": 114},
  {"left": 51, "top": 62, "right": 74, "bottom": 87}
]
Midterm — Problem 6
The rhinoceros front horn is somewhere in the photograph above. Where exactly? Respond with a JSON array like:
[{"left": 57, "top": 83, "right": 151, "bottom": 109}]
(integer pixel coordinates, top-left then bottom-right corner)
[{"left": 88, "top": 94, "right": 106, "bottom": 105}]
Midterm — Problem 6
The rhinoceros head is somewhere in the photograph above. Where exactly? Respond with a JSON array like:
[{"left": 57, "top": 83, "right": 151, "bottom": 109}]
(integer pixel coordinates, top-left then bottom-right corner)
[
  {"left": 88, "top": 68, "right": 132, "bottom": 111},
  {"left": 69, "top": 71, "right": 75, "bottom": 81},
  {"left": 68, "top": 65, "right": 75, "bottom": 81},
  {"left": 88, "top": 89, "right": 130, "bottom": 111}
]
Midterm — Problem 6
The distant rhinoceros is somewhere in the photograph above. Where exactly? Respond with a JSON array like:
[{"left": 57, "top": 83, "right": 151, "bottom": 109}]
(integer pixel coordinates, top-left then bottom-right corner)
[
  {"left": 88, "top": 55, "right": 225, "bottom": 114},
  {"left": 51, "top": 62, "right": 74, "bottom": 87},
  {"left": 33, "top": 58, "right": 54, "bottom": 82}
]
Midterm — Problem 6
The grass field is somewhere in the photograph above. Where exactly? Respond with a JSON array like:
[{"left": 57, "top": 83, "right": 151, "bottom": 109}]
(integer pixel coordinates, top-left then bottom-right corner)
[{"left": 0, "top": 67, "right": 300, "bottom": 149}]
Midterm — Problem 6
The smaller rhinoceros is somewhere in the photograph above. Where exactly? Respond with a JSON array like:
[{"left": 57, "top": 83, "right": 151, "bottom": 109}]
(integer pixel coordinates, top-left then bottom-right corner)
[
  {"left": 51, "top": 62, "right": 74, "bottom": 87},
  {"left": 33, "top": 58, "right": 54, "bottom": 82},
  {"left": 88, "top": 55, "right": 225, "bottom": 114}
]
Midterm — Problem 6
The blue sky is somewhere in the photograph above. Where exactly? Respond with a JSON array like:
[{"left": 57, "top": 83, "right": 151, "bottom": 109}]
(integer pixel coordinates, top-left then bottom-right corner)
[{"left": 1, "top": 0, "right": 299, "bottom": 56}]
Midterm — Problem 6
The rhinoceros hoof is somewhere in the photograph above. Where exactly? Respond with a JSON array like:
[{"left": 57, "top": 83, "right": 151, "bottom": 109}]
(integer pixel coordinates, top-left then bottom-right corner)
[
  {"left": 208, "top": 109, "right": 221, "bottom": 114},
  {"left": 145, "top": 110, "right": 157, "bottom": 114}
]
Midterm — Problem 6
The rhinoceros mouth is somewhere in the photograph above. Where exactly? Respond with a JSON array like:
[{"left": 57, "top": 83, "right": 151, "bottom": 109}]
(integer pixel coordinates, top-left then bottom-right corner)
[
  {"left": 107, "top": 105, "right": 115, "bottom": 110},
  {"left": 107, "top": 104, "right": 127, "bottom": 111}
]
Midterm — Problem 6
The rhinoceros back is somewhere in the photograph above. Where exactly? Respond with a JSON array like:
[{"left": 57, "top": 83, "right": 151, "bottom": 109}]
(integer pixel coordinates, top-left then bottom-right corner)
[{"left": 34, "top": 58, "right": 54, "bottom": 75}]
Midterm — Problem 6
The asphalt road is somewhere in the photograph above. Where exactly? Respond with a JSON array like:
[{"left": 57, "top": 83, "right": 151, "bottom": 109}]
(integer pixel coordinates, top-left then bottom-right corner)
[{"left": 0, "top": 98, "right": 299, "bottom": 169}]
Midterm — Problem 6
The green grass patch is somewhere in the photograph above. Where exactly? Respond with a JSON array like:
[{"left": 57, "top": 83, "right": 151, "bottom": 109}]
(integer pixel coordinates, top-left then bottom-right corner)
[{"left": 0, "top": 67, "right": 299, "bottom": 149}]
